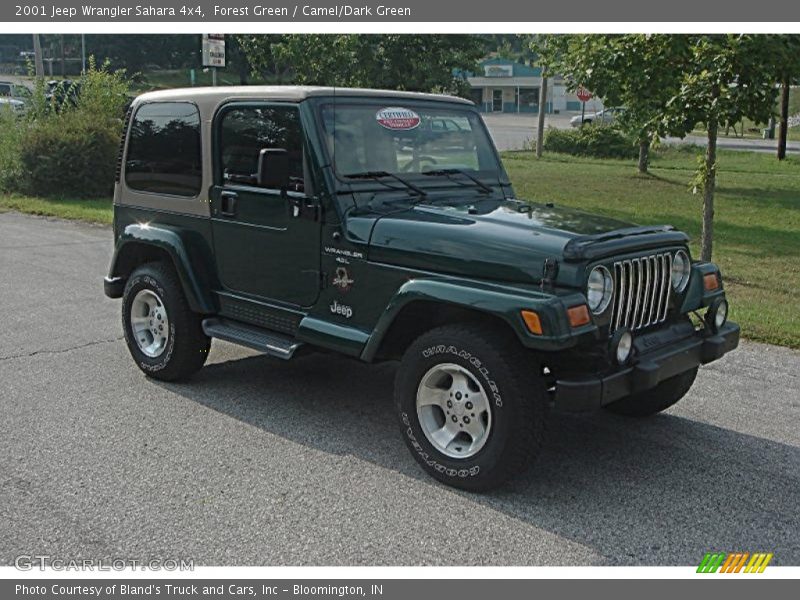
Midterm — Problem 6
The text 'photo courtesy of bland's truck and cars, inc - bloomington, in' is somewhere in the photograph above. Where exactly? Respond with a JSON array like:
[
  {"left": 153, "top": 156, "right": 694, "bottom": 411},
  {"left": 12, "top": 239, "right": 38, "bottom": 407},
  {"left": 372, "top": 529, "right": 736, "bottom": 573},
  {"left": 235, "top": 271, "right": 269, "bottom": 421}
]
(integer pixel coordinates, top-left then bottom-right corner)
[{"left": 14, "top": 4, "right": 413, "bottom": 18}]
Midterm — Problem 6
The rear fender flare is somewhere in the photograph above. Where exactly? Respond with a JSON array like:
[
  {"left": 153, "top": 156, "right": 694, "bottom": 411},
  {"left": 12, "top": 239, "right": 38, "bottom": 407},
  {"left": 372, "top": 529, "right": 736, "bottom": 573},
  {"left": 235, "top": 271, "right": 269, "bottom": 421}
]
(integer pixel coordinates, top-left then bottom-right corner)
[{"left": 109, "top": 223, "right": 215, "bottom": 314}]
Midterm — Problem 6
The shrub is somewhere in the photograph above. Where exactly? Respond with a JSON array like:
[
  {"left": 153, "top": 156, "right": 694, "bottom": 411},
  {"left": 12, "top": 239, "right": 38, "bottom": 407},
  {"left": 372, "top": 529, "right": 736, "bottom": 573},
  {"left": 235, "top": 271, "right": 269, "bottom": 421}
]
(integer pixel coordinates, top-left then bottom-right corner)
[
  {"left": 18, "top": 110, "right": 120, "bottom": 197},
  {"left": 10, "top": 58, "right": 129, "bottom": 198},
  {"left": 544, "top": 124, "right": 638, "bottom": 159},
  {"left": 0, "top": 107, "right": 25, "bottom": 191}
]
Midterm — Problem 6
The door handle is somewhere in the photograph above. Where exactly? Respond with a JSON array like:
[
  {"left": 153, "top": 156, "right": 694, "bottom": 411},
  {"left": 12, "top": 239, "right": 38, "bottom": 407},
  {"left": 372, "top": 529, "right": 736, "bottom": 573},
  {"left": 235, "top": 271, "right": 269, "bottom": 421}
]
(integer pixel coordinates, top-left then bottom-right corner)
[{"left": 220, "top": 191, "right": 238, "bottom": 216}]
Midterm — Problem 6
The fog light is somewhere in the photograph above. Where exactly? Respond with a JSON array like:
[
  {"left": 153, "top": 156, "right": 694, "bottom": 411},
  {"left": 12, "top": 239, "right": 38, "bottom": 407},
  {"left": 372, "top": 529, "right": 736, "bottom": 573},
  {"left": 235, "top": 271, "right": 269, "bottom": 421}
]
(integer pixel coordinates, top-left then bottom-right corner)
[
  {"left": 610, "top": 327, "right": 633, "bottom": 365},
  {"left": 705, "top": 297, "right": 728, "bottom": 334}
]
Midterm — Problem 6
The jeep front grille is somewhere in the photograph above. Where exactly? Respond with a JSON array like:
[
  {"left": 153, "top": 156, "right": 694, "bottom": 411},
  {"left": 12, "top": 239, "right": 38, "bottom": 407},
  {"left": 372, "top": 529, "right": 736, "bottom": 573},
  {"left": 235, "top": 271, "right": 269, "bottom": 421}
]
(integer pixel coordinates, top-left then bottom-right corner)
[{"left": 609, "top": 252, "right": 673, "bottom": 333}]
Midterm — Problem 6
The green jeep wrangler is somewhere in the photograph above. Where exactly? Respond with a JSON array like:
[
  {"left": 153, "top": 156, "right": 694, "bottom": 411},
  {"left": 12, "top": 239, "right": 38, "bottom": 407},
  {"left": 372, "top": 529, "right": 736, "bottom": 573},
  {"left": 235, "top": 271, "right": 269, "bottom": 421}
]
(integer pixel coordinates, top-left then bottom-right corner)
[{"left": 104, "top": 86, "right": 739, "bottom": 490}]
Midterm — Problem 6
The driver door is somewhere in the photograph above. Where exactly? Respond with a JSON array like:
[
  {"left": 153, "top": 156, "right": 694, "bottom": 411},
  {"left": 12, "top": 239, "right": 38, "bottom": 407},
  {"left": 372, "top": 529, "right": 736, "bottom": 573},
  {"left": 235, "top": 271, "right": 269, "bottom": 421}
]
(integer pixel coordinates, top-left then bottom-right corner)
[{"left": 210, "top": 102, "right": 321, "bottom": 308}]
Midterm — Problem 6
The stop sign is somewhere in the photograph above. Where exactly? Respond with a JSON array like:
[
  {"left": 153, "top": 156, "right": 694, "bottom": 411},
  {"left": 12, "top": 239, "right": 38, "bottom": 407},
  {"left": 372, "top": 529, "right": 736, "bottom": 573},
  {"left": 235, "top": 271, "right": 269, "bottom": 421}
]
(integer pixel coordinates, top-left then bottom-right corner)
[{"left": 576, "top": 86, "right": 592, "bottom": 103}]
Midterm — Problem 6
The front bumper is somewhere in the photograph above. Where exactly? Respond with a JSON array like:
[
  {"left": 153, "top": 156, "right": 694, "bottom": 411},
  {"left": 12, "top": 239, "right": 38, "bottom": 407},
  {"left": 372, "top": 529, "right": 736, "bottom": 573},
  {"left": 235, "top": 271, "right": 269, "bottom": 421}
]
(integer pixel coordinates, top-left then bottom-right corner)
[{"left": 554, "top": 321, "right": 740, "bottom": 412}]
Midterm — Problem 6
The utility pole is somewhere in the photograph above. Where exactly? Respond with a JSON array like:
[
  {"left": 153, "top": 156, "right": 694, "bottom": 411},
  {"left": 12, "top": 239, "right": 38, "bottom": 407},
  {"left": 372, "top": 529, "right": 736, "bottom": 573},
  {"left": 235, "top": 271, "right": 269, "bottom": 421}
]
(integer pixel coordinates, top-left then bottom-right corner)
[
  {"left": 32, "top": 34, "right": 44, "bottom": 78},
  {"left": 81, "top": 34, "right": 86, "bottom": 73},
  {"left": 59, "top": 35, "right": 66, "bottom": 77}
]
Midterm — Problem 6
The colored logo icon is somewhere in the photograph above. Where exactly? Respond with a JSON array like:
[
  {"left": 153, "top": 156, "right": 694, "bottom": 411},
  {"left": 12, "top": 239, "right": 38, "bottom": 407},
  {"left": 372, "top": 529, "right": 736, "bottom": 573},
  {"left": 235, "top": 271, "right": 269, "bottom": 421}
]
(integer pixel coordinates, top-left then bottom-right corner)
[{"left": 697, "top": 552, "right": 773, "bottom": 573}]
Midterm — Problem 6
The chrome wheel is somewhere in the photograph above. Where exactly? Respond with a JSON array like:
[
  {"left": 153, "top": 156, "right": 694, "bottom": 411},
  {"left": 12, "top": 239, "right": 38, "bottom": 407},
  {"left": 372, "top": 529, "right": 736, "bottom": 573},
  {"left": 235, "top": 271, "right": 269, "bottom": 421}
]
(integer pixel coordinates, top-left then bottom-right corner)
[
  {"left": 416, "top": 363, "right": 492, "bottom": 459},
  {"left": 129, "top": 289, "right": 169, "bottom": 358}
]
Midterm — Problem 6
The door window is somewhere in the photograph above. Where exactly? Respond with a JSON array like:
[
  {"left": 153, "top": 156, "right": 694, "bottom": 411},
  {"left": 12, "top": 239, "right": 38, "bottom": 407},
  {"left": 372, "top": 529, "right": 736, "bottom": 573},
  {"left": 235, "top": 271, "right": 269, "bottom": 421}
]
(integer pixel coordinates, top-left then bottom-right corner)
[{"left": 219, "top": 105, "right": 305, "bottom": 193}]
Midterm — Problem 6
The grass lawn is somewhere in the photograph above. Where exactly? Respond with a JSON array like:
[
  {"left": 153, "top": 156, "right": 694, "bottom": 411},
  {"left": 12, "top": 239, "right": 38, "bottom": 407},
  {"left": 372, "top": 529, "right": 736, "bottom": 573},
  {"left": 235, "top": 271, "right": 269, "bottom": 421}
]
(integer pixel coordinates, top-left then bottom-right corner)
[
  {"left": 0, "top": 193, "right": 112, "bottom": 225},
  {"left": 504, "top": 148, "right": 800, "bottom": 348},
  {"left": 2, "top": 147, "right": 798, "bottom": 348}
]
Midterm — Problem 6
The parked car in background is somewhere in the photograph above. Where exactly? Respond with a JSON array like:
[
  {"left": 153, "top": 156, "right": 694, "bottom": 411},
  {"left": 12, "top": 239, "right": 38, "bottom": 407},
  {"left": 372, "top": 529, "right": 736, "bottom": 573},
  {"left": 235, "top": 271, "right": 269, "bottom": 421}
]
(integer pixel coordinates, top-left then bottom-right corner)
[
  {"left": 45, "top": 79, "right": 82, "bottom": 110},
  {"left": 570, "top": 107, "right": 624, "bottom": 127},
  {"left": 0, "top": 95, "right": 27, "bottom": 115},
  {"left": 0, "top": 80, "right": 31, "bottom": 100}
]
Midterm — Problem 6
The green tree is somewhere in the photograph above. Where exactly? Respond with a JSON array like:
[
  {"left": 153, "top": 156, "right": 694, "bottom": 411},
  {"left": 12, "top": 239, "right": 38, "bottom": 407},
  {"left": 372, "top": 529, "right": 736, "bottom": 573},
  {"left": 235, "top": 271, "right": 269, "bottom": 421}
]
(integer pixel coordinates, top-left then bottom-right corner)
[
  {"left": 528, "top": 35, "right": 570, "bottom": 159},
  {"left": 236, "top": 35, "right": 485, "bottom": 95},
  {"left": 559, "top": 34, "right": 686, "bottom": 173},
  {"left": 768, "top": 35, "right": 800, "bottom": 160},
  {"left": 658, "top": 35, "right": 781, "bottom": 261}
]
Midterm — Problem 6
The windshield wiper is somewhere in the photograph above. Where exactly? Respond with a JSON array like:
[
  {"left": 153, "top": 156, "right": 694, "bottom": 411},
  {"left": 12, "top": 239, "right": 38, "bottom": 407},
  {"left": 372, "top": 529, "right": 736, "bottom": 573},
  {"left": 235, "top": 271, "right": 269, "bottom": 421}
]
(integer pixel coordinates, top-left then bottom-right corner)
[
  {"left": 422, "top": 168, "right": 493, "bottom": 194},
  {"left": 343, "top": 171, "right": 427, "bottom": 199}
]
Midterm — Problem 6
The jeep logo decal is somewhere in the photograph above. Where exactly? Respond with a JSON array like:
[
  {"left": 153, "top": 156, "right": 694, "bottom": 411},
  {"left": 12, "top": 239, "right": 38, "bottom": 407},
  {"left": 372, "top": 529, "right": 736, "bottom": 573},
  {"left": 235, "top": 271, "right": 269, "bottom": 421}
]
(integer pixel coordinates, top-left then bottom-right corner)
[{"left": 330, "top": 300, "right": 353, "bottom": 319}]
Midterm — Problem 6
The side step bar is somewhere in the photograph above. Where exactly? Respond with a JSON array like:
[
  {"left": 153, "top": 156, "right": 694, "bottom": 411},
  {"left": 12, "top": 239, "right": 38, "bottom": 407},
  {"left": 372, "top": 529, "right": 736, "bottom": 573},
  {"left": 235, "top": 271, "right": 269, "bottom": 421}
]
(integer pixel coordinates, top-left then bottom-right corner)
[{"left": 202, "top": 318, "right": 303, "bottom": 360}]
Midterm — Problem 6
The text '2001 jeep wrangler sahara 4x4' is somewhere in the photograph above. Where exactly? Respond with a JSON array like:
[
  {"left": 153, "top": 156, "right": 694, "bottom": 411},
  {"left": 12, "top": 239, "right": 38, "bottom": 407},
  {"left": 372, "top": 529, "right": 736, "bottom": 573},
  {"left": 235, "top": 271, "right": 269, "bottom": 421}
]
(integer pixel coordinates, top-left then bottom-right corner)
[{"left": 104, "top": 86, "right": 739, "bottom": 491}]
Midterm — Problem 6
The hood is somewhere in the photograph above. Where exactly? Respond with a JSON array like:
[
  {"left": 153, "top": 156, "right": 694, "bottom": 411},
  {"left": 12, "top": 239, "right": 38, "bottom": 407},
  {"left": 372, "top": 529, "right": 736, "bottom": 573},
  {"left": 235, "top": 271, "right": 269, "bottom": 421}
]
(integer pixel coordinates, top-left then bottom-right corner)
[{"left": 356, "top": 198, "right": 687, "bottom": 285}]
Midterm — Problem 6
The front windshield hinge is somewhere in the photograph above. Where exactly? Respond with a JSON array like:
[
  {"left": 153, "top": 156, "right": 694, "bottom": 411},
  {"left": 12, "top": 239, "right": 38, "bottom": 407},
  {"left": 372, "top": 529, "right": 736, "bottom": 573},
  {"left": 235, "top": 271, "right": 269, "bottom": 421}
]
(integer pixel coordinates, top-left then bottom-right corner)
[{"left": 541, "top": 257, "right": 559, "bottom": 292}]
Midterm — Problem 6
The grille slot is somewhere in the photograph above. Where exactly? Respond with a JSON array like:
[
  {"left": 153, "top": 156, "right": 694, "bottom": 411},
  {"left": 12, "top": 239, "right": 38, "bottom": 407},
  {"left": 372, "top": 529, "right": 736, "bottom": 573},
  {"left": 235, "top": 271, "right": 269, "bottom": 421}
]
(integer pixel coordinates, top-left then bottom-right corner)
[{"left": 609, "top": 253, "right": 672, "bottom": 333}]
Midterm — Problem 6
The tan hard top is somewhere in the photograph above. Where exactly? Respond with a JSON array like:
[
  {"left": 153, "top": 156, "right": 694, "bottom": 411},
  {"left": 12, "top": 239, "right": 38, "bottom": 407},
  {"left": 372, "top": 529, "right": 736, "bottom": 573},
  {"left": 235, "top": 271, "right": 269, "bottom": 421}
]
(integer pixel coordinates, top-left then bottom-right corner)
[{"left": 132, "top": 85, "right": 474, "bottom": 115}]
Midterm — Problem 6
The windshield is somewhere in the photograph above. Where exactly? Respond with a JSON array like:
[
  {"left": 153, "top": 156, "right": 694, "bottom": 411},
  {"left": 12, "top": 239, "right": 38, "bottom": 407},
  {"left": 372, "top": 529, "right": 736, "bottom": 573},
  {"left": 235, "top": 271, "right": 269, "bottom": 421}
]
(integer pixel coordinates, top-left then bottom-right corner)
[{"left": 320, "top": 102, "right": 501, "bottom": 178}]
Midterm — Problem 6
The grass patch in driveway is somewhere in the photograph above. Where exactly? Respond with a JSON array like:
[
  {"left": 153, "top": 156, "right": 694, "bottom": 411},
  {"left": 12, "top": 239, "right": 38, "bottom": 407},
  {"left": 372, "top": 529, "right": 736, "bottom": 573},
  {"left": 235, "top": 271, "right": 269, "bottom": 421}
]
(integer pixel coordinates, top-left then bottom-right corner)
[
  {"left": 503, "top": 148, "right": 800, "bottom": 349},
  {"left": 0, "top": 193, "right": 112, "bottom": 225}
]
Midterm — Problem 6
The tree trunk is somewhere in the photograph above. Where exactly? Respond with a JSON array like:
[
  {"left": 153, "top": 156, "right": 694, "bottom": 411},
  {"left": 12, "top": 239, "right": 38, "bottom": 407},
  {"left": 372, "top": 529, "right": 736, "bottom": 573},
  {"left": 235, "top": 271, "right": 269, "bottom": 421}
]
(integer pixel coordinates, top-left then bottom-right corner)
[
  {"left": 60, "top": 35, "right": 66, "bottom": 77},
  {"left": 536, "top": 74, "right": 548, "bottom": 158},
  {"left": 637, "top": 138, "right": 650, "bottom": 174},
  {"left": 777, "top": 77, "right": 790, "bottom": 161},
  {"left": 32, "top": 34, "right": 44, "bottom": 78},
  {"left": 701, "top": 118, "right": 718, "bottom": 262}
]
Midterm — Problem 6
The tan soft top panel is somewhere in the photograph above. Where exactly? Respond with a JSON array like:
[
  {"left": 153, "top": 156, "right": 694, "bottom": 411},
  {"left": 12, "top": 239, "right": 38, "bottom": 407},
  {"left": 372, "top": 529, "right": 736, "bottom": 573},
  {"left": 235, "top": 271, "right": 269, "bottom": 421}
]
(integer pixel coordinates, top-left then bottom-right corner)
[{"left": 132, "top": 85, "right": 474, "bottom": 117}]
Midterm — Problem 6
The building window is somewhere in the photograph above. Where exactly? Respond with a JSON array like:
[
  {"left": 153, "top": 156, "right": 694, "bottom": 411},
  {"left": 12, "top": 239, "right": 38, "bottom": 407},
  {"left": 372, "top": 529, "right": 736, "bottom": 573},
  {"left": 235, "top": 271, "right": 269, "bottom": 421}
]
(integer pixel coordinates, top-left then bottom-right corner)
[
  {"left": 516, "top": 88, "right": 539, "bottom": 111},
  {"left": 125, "top": 102, "right": 202, "bottom": 197},
  {"left": 469, "top": 88, "right": 483, "bottom": 107}
]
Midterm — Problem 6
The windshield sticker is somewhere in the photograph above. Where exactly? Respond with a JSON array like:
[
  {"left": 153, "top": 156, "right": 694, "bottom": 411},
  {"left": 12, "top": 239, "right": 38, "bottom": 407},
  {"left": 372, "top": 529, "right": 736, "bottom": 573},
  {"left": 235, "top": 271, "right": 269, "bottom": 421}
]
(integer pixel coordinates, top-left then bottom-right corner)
[{"left": 375, "top": 107, "right": 421, "bottom": 131}]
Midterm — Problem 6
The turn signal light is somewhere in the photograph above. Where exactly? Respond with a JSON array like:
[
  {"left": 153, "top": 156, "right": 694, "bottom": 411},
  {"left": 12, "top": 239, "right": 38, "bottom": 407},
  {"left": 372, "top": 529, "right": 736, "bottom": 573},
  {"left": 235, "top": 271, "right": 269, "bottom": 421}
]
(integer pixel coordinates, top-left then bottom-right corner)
[
  {"left": 567, "top": 304, "right": 591, "bottom": 328},
  {"left": 704, "top": 272, "right": 720, "bottom": 291},
  {"left": 521, "top": 310, "right": 543, "bottom": 335}
]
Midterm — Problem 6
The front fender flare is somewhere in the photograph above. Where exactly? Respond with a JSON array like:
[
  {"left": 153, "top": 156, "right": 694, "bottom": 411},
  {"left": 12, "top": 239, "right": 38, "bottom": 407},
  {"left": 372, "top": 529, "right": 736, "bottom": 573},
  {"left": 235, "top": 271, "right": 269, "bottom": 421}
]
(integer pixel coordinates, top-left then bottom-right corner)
[{"left": 360, "top": 278, "right": 594, "bottom": 361}]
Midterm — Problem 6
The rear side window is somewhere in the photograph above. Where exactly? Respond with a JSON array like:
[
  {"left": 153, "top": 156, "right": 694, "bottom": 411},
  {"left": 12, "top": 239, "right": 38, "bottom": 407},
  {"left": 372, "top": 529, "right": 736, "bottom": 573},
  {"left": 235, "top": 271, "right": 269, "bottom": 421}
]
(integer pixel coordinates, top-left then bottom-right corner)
[{"left": 125, "top": 102, "right": 202, "bottom": 197}]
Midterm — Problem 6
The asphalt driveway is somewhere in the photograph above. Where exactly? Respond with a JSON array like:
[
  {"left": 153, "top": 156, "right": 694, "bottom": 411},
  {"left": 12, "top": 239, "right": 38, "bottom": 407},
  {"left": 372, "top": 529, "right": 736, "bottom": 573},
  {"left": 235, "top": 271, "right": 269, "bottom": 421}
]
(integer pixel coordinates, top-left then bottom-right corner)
[{"left": 1, "top": 211, "right": 798, "bottom": 566}]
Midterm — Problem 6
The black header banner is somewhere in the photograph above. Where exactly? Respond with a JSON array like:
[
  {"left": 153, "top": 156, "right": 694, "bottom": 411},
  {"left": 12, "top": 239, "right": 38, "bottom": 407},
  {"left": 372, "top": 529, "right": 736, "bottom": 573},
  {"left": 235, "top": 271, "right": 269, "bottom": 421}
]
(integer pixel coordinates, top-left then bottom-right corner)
[{"left": 3, "top": 0, "right": 799, "bottom": 22}]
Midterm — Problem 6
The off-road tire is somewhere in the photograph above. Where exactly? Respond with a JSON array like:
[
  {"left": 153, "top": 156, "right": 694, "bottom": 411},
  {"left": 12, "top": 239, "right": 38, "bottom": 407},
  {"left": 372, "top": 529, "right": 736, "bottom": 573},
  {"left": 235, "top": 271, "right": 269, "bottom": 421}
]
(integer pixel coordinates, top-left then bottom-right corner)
[
  {"left": 122, "top": 262, "right": 210, "bottom": 382},
  {"left": 395, "top": 323, "right": 547, "bottom": 491},
  {"left": 604, "top": 367, "right": 698, "bottom": 417}
]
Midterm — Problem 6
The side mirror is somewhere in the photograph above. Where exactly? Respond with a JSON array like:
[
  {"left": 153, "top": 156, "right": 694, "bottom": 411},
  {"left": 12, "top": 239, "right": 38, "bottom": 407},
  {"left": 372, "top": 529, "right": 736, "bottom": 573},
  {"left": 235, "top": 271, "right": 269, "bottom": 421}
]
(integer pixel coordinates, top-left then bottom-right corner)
[{"left": 256, "top": 148, "right": 290, "bottom": 189}]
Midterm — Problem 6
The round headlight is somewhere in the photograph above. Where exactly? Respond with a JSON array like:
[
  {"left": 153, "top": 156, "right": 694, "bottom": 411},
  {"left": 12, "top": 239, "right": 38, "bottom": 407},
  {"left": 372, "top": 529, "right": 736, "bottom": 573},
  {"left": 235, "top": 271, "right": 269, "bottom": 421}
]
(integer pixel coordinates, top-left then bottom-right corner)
[
  {"left": 587, "top": 265, "right": 613, "bottom": 314},
  {"left": 671, "top": 250, "right": 690, "bottom": 292}
]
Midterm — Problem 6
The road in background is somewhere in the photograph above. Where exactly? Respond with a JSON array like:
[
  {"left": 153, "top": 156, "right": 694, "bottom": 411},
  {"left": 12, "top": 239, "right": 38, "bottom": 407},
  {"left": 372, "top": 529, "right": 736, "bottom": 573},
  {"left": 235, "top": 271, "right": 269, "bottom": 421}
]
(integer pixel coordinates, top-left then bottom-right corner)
[
  {"left": 482, "top": 112, "right": 800, "bottom": 154},
  {"left": 1, "top": 212, "right": 798, "bottom": 565},
  {"left": 5, "top": 72, "right": 795, "bottom": 155}
]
